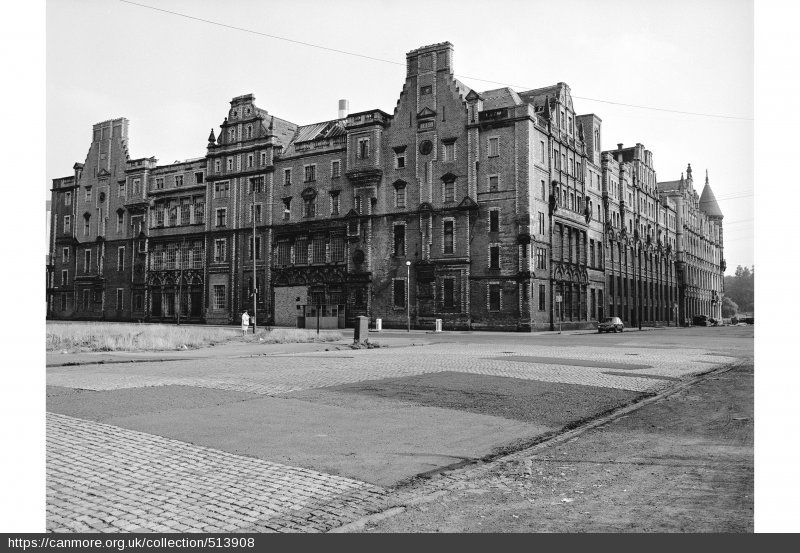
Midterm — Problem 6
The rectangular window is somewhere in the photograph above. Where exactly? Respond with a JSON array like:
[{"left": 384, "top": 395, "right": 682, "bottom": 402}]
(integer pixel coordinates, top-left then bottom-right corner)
[
  {"left": 442, "top": 278, "right": 455, "bottom": 309},
  {"left": 283, "top": 198, "right": 291, "bottom": 220},
  {"left": 488, "top": 137, "right": 499, "bottom": 157},
  {"left": 328, "top": 235, "right": 343, "bottom": 262},
  {"left": 330, "top": 192, "right": 340, "bottom": 216},
  {"left": 489, "top": 245, "right": 500, "bottom": 269},
  {"left": 116, "top": 289, "right": 123, "bottom": 311},
  {"left": 312, "top": 236, "right": 326, "bottom": 264},
  {"left": 420, "top": 85, "right": 432, "bottom": 95},
  {"left": 250, "top": 177, "right": 264, "bottom": 194},
  {"left": 247, "top": 203, "right": 262, "bottom": 223},
  {"left": 396, "top": 153, "right": 406, "bottom": 169},
  {"left": 331, "top": 160, "right": 341, "bottom": 178},
  {"left": 354, "top": 196, "right": 363, "bottom": 215},
  {"left": 64, "top": 191, "right": 72, "bottom": 206},
  {"left": 84, "top": 249, "right": 91, "bottom": 273},
  {"left": 536, "top": 248, "right": 547, "bottom": 270},
  {"left": 304, "top": 197, "right": 316, "bottom": 218},
  {"left": 63, "top": 215, "right": 71, "bottom": 233},
  {"left": 62, "top": 247, "right": 69, "bottom": 263},
  {"left": 284, "top": 169, "right": 292, "bottom": 186},
  {"left": 85, "top": 187, "right": 92, "bottom": 202},
  {"left": 214, "top": 181, "right": 229, "bottom": 198},
  {"left": 590, "top": 239, "right": 596, "bottom": 267},
  {"left": 358, "top": 138, "right": 370, "bottom": 159},
  {"left": 248, "top": 236, "right": 262, "bottom": 260},
  {"left": 444, "top": 181, "right": 455, "bottom": 203},
  {"left": 276, "top": 242, "right": 291, "bottom": 266},
  {"left": 443, "top": 220, "right": 454, "bottom": 254},
  {"left": 294, "top": 238, "right": 308, "bottom": 264},
  {"left": 213, "top": 285, "right": 226, "bottom": 310},
  {"left": 216, "top": 208, "right": 227, "bottom": 227},
  {"left": 260, "top": 152, "right": 267, "bottom": 166},
  {"left": 489, "top": 210, "right": 500, "bottom": 232},
  {"left": 180, "top": 200, "right": 191, "bottom": 225},
  {"left": 61, "top": 269, "right": 68, "bottom": 286},
  {"left": 540, "top": 141, "right": 545, "bottom": 163},
  {"left": 226, "top": 158, "right": 233, "bottom": 171},
  {"left": 393, "top": 279, "right": 406, "bottom": 309},
  {"left": 488, "top": 175, "right": 498, "bottom": 191},
  {"left": 214, "top": 239, "right": 226, "bottom": 262},
  {"left": 82, "top": 290, "right": 90, "bottom": 311},
  {"left": 118, "top": 182, "right": 125, "bottom": 197},
  {"left": 83, "top": 217, "right": 90, "bottom": 237},
  {"left": 304, "top": 165, "right": 316, "bottom": 182},
  {"left": 117, "top": 246, "right": 125, "bottom": 271},
  {"left": 116, "top": 211, "right": 124, "bottom": 233},
  {"left": 443, "top": 142, "right": 455, "bottom": 162},
  {"left": 214, "top": 160, "right": 221, "bottom": 173},
  {"left": 393, "top": 224, "right": 406, "bottom": 256},
  {"left": 489, "top": 284, "right": 501, "bottom": 311},
  {"left": 193, "top": 202, "right": 205, "bottom": 224},
  {"left": 175, "top": 175, "right": 183, "bottom": 187},
  {"left": 247, "top": 154, "right": 254, "bottom": 168},
  {"left": 155, "top": 178, "right": 164, "bottom": 190},
  {"left": 538, "top": 284, "right": 546, "bottom": 311},
  {"left": 61, "top": 293, "right": 67, "bottom": 311},
  {"left": 195, "top": 172, "right": 204, "bottom": 184},
  {"left": 538, "top": 212, "right": 545, "bottom": 235},
  {"left": 395, "top": 186, "right": 406, "bottom": 209}
]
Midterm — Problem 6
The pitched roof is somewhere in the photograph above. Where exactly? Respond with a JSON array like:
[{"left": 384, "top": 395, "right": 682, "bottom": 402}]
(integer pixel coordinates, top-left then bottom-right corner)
[
  {"left": 280, "top": 119, "right": 346, "bottom": 157},
  {"left": 699, "top": 182, "right": 724, "bottom": 218},
  {"left": 480, "top": 87, "right": 522, "bottom": 110}
]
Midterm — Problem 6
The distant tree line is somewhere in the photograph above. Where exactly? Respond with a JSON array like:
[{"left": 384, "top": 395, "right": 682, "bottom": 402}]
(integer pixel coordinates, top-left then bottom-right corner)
[{"left": 722, "top": 265, "right": 754, "bottom": 317}]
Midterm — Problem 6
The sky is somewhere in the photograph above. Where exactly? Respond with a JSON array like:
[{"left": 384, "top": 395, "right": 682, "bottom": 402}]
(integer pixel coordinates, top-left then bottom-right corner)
[{"left": 46, "top": 0, "right": 754, "bottom": 272}]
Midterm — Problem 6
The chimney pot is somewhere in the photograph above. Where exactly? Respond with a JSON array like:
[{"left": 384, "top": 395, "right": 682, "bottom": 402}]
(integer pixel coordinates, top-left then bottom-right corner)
[{"left": 338, "top": 99, "right": 349, "bottom": 119}]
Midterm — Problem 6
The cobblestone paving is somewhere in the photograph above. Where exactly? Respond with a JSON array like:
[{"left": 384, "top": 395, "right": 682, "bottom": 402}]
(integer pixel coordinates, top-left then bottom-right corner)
[
  {"left": 47, "top": 343, "right": 731, "bottom": 395},
  {"left": 46, "top": 413, "right": 387, "bottom": 533}
]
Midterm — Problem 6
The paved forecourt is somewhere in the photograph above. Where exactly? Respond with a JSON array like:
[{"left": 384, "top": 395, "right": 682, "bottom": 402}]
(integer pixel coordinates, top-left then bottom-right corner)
[
  {"left": 47, "top": 341, "right": 732, "bottom": 395},
  {"left": 45, "top": 330, "right": 748, "bottom": 533},
  {"left": 46, "top": 413, "right": 388, "bottom": 533}
]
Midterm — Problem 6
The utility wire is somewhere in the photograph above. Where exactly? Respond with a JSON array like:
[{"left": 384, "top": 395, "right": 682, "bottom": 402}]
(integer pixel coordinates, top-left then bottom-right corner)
[{"left": 118, "top": 0, "right": 753, "bottom": 122}]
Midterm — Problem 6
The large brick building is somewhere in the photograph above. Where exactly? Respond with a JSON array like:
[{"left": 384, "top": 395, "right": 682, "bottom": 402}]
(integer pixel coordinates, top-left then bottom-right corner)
[{"left": 46, "top": 42, "right": 725, "bottom": 330}]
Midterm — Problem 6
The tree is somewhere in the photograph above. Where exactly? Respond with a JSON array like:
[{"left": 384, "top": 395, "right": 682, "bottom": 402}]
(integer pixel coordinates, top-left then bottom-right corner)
[
  {"left": 721, "top": 295, "right": 739, "bottom": 318},
  {"left": 724, "top": 265, "right": 754, "bottom": 314}
]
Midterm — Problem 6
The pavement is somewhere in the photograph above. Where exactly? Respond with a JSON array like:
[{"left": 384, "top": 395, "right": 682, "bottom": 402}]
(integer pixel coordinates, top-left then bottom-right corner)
[{"left": 45, "top": 325, "right": 753, "bottom": 533}]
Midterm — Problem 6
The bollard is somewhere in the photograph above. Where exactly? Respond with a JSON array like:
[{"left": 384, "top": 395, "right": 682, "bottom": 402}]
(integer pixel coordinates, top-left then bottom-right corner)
[
  {"left": 375, "top": 318, "right": 382, "bottom": 332},
  {"left": 354, "top": 316, "right": 369, "bottom": 343},
  {"left": 434, "top": 319, "right": 442, "bottom": 333}
]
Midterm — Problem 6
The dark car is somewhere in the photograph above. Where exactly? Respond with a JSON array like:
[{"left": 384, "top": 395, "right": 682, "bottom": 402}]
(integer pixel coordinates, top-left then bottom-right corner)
[
  {"left": 692, "top": 315, "right": 710, "bottom": 326},
  {"left": 598, "top": 316, "right": 624, "bottom": 333}
]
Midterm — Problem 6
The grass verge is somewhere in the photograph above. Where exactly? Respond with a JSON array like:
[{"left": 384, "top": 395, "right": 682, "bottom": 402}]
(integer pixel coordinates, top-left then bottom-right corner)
[
  {"left": 47, "top": 323, "right": 345, "bottom": 352},
  {"left": 47, "top": 323, "right": 240, "bottom": 352}
]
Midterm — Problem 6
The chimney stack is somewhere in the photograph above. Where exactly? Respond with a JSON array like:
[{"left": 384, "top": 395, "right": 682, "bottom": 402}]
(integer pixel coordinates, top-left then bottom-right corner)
[{"left": 338, "top": 99, "right": 349, "bottom": 119}]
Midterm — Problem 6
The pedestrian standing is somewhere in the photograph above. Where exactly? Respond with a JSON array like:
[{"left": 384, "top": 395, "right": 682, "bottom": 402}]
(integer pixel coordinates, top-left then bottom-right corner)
[{"left": 241, "top": 310, "right": 250, "bottom": 336}]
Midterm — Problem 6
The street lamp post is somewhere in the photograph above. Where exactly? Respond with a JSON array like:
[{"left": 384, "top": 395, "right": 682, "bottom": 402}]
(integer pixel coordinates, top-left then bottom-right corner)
[
  {"left": 252, "top": 180, "right": 258, "bottom": 335},
  {"left": 405, "top": 260, "right": 411, "bottom": 332}
]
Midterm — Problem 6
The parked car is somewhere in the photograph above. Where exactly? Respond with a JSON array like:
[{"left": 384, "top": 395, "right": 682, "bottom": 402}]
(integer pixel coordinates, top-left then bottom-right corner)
[
  {"left": 692, "top": 315, "right": 710, "bottom": 326},
  {"left": 598, "top": 316, "right": 624, "bottom": 333}
]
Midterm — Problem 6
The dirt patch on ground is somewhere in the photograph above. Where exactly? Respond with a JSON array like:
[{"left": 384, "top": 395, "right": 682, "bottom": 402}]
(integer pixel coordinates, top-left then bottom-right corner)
[
  {"left": 323, "top": 371, "right": 645, "bottom": 426},
  {"left": 363, "top": 364, "right": 753, "bottom": 532}
]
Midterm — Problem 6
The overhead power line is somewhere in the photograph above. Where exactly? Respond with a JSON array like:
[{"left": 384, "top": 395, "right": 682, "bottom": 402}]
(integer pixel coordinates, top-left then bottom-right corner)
[{"left": 118, "top": 0, "right": 753, "bottom": 122}]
